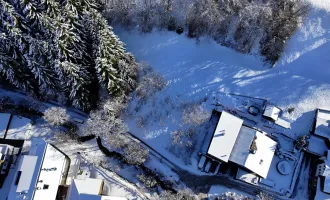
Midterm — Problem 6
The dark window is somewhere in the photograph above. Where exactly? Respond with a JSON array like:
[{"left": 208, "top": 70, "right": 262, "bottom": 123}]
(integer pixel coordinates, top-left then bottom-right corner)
[
  {"left": 43, "top": 184, "right": 49, "bottom": 189},
  {"left": 15, "top": 171, "right": 22, "bottom": 185}
]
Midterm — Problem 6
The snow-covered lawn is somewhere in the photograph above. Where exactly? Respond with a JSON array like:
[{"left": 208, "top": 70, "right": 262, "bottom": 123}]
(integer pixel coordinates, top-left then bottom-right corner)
[{"left": 114, "top": 5, "right": 330, "bottom": 199}]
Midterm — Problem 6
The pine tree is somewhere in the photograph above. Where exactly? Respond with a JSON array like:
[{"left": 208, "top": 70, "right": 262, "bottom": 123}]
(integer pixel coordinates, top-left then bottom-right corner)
[
  {"left": 92, "top": 11, "right": 137, "bottom": 96},
  {"left": 0, "top": 0, "right": 138, "bottom": 110}
]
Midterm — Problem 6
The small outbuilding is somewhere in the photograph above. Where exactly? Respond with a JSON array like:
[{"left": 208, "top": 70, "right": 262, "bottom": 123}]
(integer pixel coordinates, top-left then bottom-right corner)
[
  {"left": 67, "top": 178, "right": 127, "bottom": 200},
  {"left": 263, "top": 104, "right": 281, "bottom": 121},
  {"left": 313, "top": 109, "right": 330, "bottom": 140}
]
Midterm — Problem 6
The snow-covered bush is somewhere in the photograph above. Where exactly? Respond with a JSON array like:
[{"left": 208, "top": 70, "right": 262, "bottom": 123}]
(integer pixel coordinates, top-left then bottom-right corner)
[
  {"left": 137, "top": 174, "right": 157, "bottom": 188},
  {"left": 158, "top": 189, "right": 198, "bottom": 200},
  {"left": 182, "top": 104, "right": 210, "bottom": 126},
  {"left": 43, "top": 107, "right": 70, "bottom": 126},
  {"left": 170, "top": 129, "right": 195, "bottom": 148},
  {"left": 136, "top": 116, "right": 148, "bottom": 128},
  {"left": 214, "top": 192, "right": 252, "bottom": 200},
  {"left": 257, "top": 192, "right": 274, "bottom": 200},
  {"left": 103, "top": 97, "right": 128, "bottom": 118},
  {"left": 123, "top": 141, "right": 149, "bottom": 165},
  {"left": 294, "top": 134, "right": 309, "bottom": 150},
  {"left": 169, "top": 128, "right": 197, "bottom": 165},
  {"left": 136, "top": 72, "right": 167, "bottom": 100}
]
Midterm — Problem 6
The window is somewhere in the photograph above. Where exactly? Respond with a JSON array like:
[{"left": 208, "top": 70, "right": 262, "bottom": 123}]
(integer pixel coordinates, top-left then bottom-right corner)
[
  {"left": 15, "top": 171, "right": 22, "bottom": 185},
  {"left": 43, "top": 184, "right": 49, "bottom": 189}
]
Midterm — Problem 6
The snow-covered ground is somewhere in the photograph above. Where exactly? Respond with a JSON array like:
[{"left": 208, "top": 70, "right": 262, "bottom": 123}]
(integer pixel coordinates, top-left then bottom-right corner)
[
  {"left": 208, "top": 185, "right": 254, "bottom": 199},
  {"left": 114, "top": 4, "right": 330, "bottom": 199},
  {"left": 116, "top": 7, "right": 330, "bottom": 123}
]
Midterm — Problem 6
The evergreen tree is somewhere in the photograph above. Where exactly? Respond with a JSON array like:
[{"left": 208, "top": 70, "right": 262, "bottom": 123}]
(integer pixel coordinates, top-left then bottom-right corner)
[{"left": 0, "top": 0, "right": 138, "bottom": 110}]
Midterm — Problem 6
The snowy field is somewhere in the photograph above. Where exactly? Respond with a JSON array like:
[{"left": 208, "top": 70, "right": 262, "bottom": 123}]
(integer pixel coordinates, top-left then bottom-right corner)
[
  {"left": 114, "top": 3, "right": 330, "bottom": 199},
  {"left": 0, "top": 1, "right": 329, "bottom": 199}
]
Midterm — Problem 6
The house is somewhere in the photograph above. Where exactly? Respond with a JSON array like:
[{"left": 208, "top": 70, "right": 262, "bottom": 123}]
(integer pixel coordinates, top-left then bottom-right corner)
[
  {"left": 67, "top": 178, "right": 127, "bottom": 200},
  {"left": 7, "top": 139, "right": 70, "bottom": 200},
  {"left": 206, "top": 111, "right": 277, "bottom": 178}
]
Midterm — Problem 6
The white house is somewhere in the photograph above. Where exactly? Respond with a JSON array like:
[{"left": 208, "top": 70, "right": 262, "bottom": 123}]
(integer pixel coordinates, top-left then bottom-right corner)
[
  {"left": 206, "top": 111, "right": 277, "bottom": 178},
  {"left": 7, "top": 139, "right": 70, "bottom": 200},
  {"left": 67, "top": 178, "right": 127, "bottom": 200}
]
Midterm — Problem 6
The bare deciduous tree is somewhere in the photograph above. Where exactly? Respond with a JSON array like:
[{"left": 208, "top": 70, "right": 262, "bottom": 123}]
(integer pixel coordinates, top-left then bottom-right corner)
[
  {"left": 257, "top": 192, "right": 274, "bottom": 200},
  {"left": 43, "top": 107, "right": 70, "bottom": 126},
  {"left": 82, "top": 96, "right": 131, "bottom": 149},
  {"left": 182, "top": 104, "right": 210, "bottom": 126},
  {"left": 215, "top": 192, "right": 253, "bottom": 200},
  {"left": 123, "top": 141, "right": 149, "bottom": 165},
  {"left": 136, "top": 71, "right": 167, "bottom": 100},
  {"left": 157, "top": 189, "right": 198, "bottom": 200}
]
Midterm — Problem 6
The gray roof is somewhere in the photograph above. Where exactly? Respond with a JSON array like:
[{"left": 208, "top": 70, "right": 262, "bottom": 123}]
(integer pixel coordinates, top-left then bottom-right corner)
[
  {"left": 229, "top": 126, "right": 257, "bottom": 166},
  {"left": 207, "top": 111, "right": 243, "bottom": 162}
]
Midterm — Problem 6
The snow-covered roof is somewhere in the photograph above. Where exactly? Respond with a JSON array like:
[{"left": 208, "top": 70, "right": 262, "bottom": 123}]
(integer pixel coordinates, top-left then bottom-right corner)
[
  {"left": 75, "top": 178, "right": 103, "bottom": 195},
  {"left": 307, "top": 135, "right": 328, "bottom": 156},
  {"left": 0, "top": 113, "right": 11, "bottom": 137},
  {"left": 68, "top": 178, "right": 127, "bottom": 200},
  {"left": 207, "top": 111, "right": 243, "bottom": 162},
  {"left": 229, "top": 126, "right": 277, "bottom": 178},
  {"left": 6, "top": 115, "right": 31, "bottom": 140},
  {"left": 244, "top": 132, "right": 277, "bottom": 178},
  {"left": 8, "top": 139, "right": 68, "bottom": 200},
  {"left": 15, "top": 155, "right": 38, "bottom": 193},
  {"left": 314, "top": 109, "right": 330, "bottom": 139},
  {"left": 263, "top": 105, "right": 281, "bottom": 121},
  {"left": 229, "top": 126, "right": 257, "bottom": 166}
]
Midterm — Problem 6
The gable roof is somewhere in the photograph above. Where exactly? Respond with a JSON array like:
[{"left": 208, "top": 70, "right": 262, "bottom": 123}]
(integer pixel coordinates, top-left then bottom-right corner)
[
  {"left": 8, "top": 139, "right": 67, "bottom": 200},
  {"left": 244, "top": 132, "right": 277, "bottom": 178},
  {"left": 229, "top": 126, "right": 258, "bottom": 166},
  {"left": 230, "top": 127, "right": 277, "bottom": 178},
  {"left": 15, "top": 155, "right": 38, "bottom": 193},
  {"left": 207, "top": 111, "right": 243, "bottom": 162}
]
